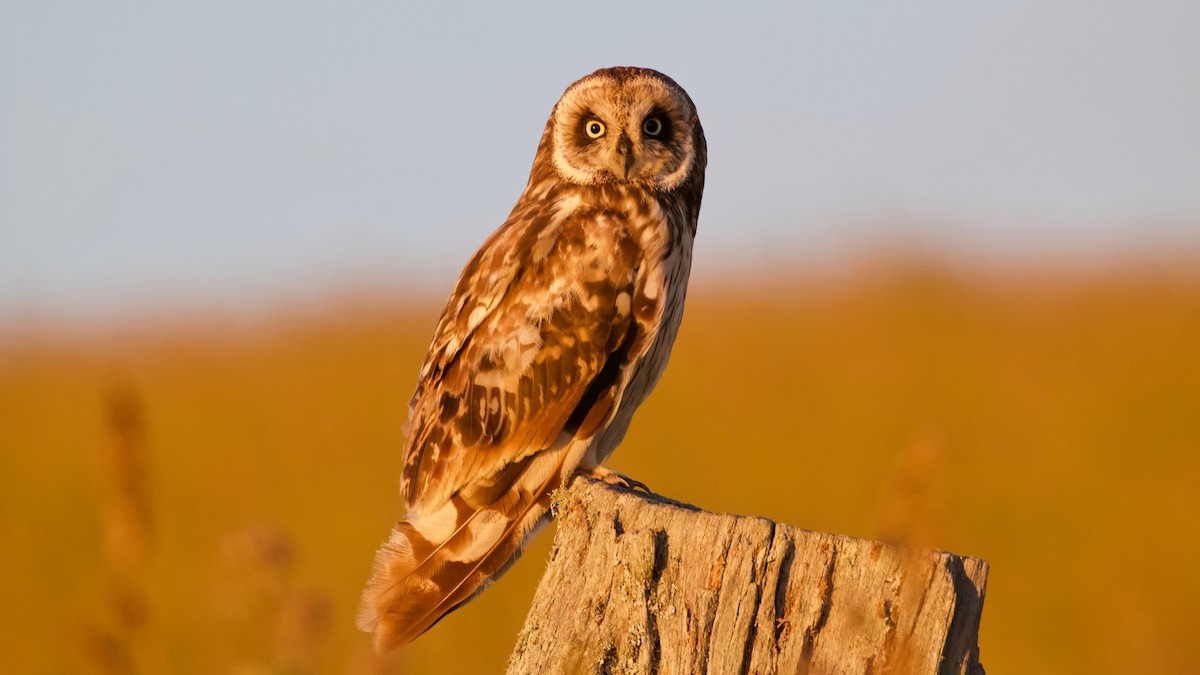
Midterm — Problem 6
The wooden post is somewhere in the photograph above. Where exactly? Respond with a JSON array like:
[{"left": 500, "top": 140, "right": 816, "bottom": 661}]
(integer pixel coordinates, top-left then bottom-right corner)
[{"left": 508, "top": 477, "right": 987, "bottom": 675}]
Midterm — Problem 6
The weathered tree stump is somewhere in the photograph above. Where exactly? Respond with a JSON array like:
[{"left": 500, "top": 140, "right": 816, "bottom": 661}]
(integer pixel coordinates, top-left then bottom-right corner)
[{"left": 508, "top": 477, "right": 987, "bottom": 675}]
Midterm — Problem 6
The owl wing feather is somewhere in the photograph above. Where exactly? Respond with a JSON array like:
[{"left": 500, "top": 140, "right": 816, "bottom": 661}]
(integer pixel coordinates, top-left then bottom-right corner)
[{"left": 358, "top": 198, "right": 661, "bottom": 651}]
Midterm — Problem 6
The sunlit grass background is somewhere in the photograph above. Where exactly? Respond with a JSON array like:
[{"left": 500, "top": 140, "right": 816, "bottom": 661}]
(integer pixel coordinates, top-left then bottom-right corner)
[{"left": 2, "top": 255, "right": 1198, "bottom": 673}]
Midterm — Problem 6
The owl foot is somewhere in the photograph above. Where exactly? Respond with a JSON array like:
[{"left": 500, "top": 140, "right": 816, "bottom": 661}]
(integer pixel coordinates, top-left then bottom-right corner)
[{"left": 581, "top": 465, "right": 651, "bottom": 493}]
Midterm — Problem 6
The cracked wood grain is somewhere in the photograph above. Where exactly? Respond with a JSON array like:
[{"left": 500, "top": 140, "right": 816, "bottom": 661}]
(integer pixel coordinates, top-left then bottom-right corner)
[{"left": 508, "top": 477, "right": 987, "bottom": 675}]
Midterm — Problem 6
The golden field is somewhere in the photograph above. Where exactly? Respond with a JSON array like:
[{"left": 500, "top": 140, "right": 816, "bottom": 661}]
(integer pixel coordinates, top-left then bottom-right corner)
[{"left": 2, "top": 258, "right": 1198, "bottom": 674}]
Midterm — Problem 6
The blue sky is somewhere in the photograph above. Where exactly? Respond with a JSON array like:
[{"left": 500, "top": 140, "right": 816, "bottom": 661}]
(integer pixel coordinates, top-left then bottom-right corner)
[{"left": 2, "top": 1, "right": 1198, "bottom": 319}]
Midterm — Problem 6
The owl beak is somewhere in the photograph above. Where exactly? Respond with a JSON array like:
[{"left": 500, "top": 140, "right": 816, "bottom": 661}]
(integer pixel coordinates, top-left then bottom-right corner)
[{"left": 614, "top": 132, "right": 636, "bottom": 179}]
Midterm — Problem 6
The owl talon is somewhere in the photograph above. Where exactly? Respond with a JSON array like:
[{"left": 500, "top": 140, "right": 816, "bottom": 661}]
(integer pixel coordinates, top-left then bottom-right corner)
[{"left": 584, "top": 465, "right": 651, "bottom": 493}]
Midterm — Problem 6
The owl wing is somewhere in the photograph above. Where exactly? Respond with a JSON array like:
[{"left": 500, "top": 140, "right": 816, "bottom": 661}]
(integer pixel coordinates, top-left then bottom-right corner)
[
  {"left": 359, "top": 200, "right": 661, "bottom": 651},
  {"left": 401, "top": 200, "right": 658, "bottom": 511}
]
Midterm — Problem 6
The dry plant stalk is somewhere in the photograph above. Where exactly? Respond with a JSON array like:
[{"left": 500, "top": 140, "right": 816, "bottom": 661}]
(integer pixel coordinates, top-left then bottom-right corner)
[
  {"left": 875, "top": 431, "right": 946, "bottom": 549},
  {"left": 82, "top": 381, "right": 155, "bottom": 674},
  {"left": 216, "top": 523, "right": 334, "bottom": 674},
  {"left": 82, "top": 382, "right": 339, "bottom": 673}
]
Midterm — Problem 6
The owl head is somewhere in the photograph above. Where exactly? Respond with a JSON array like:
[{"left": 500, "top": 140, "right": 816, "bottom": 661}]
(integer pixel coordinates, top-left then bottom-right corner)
[{"left": 545, "top": 67, "right": 704, "bottom": 191}]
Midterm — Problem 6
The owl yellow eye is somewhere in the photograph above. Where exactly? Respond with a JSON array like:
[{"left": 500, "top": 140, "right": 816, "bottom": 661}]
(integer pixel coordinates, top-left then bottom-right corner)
[
  {"left": 642, "top": 116, "right": 663, "bottom": 136},
  {"left": 584, "top": 119, "right": 606, "bottom": 139}
]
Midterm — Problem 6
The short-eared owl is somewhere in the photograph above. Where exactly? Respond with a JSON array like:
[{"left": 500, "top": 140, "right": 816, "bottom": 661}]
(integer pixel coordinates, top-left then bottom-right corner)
[{"left": 358, "top": 66, "right": 706, "bottom": 652}]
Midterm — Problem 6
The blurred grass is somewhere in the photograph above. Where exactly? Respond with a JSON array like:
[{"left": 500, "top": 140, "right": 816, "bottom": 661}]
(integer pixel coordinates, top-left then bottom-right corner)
[{"left": 1, "top": 258, "right": 1198, "bottom": 673}]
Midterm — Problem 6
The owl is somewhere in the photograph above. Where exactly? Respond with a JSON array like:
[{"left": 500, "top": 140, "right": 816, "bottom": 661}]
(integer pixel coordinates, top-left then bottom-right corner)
[{"left": 358, "top": 66, "right": 707, "bottom": 653}]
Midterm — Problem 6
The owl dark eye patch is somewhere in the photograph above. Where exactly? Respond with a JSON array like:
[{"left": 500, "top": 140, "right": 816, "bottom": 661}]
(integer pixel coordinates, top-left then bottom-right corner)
[
  {"left": 575, "top": 111, "right": 606, "bottom": 144},
  {"left": 643, "top": 107, "right": 673, "bottom": 140}
]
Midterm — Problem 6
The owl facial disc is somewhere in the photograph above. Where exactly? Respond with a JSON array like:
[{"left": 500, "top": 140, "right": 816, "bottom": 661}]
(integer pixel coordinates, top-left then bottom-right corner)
[{"left": 548, "top": 67, "right": 699, "bottom": 191}]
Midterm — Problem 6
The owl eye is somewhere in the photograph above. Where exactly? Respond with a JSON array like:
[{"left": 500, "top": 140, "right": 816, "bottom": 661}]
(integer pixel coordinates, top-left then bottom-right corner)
[
  {"left": 642, "top": 116, "right": 663, "bottom": 137},
  {"left": 584, "top": 119, "right": 606, "bottom": 139}
]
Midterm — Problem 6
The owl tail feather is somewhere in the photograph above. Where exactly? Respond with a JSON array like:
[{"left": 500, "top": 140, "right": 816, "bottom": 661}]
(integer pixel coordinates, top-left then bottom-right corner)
[{"left": 357, "top": 453, "right": 565, "bottom": 653}]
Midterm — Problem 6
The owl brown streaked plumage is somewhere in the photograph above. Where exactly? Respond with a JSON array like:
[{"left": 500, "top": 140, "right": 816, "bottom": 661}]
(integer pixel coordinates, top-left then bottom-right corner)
[{"left": 358, "top": 66, "right": 706, "bottom": 653}]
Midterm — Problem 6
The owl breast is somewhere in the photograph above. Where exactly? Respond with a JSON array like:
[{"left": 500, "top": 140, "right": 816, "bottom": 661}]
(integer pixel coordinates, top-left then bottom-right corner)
[{"left": 584, "top": 188, "right": 695, "bottom": 465}]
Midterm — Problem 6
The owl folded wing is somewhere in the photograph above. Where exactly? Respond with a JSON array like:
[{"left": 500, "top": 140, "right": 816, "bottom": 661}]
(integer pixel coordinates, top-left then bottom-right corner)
[
  {"left": 356, "top": 206, "right": 660, "bottom": 651},
  {"left": 400, "top": 204, "right": 657, "bottom": 515}
]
